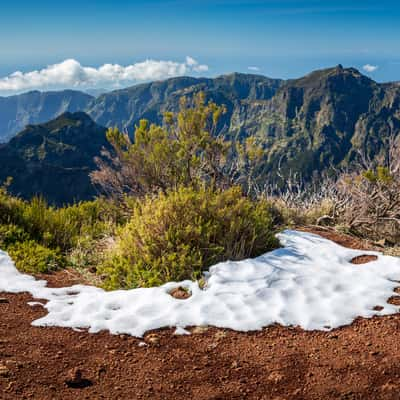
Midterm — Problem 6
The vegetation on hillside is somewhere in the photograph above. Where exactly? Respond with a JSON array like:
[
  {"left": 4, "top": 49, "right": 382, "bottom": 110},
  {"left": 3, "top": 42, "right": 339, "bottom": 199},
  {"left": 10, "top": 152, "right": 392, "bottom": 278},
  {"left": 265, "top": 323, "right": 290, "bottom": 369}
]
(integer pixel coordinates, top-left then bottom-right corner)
[
  {"left": 2, "top": 90, "right": 399, "bottom": 289},
  {"left": 0, "top": 112, "right": 110, "bottom": 205},
  {"left": 0, "top": 93, "right": 282, "bottom": 288},
  {"left": 0, "top": 182, "right": 122, "bottom": 274},
  {"left": 100, "top": 186, "right": 278, "bottom": 289},
  {"left": 336, "top": 138, "right": 400, "bottom": 244},
  {"left": 3, "top": 67, "right": 400, "bottom": 204}
]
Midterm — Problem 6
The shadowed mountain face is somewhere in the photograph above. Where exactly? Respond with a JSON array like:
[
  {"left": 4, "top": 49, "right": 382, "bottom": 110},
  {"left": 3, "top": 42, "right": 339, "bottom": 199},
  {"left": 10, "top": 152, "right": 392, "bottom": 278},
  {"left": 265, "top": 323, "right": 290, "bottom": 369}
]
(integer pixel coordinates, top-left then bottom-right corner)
[
  {"left": 0, "top": 90, "right": 94, "bottom": 143},
  {"left": 1, "top": 67, "right": 400, "bottom": 203},
  {"left": 0, "top": 112, "right": 109, "bottom": 205},
  {"left": 229, "top": 66, "right": 400, "bottom": 180}
]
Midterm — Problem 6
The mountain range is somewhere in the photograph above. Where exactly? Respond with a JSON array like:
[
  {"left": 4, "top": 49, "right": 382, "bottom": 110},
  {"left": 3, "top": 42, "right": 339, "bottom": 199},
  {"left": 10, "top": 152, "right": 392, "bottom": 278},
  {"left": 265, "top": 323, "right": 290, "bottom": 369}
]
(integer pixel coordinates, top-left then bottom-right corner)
[
  {"left": 1, "top": 65, "right": 400, "bottom": 203},
  {"left": 0, "top": 90, "right": 93, "bottom": 143},
  {"left": 0, "top": 112, "right": 108, "bottom": 204},
  {"left": 0, "top": 73, "right": 283, "bottom": 143}
]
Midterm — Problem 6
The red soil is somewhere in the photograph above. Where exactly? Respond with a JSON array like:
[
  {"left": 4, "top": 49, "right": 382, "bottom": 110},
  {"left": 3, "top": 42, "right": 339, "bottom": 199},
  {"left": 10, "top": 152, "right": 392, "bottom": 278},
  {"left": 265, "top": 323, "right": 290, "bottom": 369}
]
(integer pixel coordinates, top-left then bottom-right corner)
[{"left": 1, "top": 227, "right": 400, "bottom": 400}]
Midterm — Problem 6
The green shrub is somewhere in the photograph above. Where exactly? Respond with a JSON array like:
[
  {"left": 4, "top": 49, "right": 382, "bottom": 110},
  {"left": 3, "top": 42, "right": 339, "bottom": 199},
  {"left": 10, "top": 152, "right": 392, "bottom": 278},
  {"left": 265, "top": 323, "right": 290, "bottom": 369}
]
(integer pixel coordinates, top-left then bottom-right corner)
[
  {"left": 7, "top": 241, "right": 64, "bottom": 274},
  {"left": 0, "top": 224, "right": 30, "bottom": 248},
  {"left": 0, "top": 189, "right": 120, "bottom": 251},
  {"left": 0, "top": 185, "right": 121, "bottom": 275},
  {"left": 100, "top": 186, "right": 279, "bottom": 289}
]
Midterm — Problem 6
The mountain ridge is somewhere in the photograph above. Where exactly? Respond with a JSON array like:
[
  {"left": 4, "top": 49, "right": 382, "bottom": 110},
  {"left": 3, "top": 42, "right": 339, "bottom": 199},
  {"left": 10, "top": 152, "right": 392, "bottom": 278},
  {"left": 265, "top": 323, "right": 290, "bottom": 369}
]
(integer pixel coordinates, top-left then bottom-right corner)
[
  {"left": 1, "top": 66, "right": 400, "bottom": 202},
  {"left": 0, "top": 90, "right": 94, "bottom": 142},
  {"left": 0, "top": 112, "right": 109, "bottom": 204}
]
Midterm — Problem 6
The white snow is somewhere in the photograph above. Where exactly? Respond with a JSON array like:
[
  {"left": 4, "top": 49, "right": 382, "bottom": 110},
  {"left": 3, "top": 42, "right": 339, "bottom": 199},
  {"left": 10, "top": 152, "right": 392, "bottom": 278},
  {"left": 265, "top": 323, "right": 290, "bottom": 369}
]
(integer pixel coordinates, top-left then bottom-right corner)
[
  {"left": 1, "top": 230, "right": 400, "bottom": 337},
  {"left": 174, "top": 326, "right": 191, "bottom": 335}
]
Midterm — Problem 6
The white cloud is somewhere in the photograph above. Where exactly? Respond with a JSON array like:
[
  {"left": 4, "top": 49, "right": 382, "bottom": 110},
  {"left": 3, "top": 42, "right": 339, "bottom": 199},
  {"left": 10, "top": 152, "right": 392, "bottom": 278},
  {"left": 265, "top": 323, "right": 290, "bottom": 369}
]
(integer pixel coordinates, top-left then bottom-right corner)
[
  {"left": 362, "top": 64, "right": 378, "bottom": 73},
  {"left": 0, "top": 57, "right": 209, "bottom": 95},
  {"left": 248, "top": 66, "right": 260, "bottom": 72}
]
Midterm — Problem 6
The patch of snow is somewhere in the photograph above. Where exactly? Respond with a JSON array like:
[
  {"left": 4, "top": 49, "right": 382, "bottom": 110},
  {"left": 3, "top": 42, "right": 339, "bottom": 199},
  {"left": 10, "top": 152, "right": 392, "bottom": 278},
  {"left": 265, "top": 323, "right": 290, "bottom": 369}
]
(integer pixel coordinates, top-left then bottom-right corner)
[
  {"left": 174, "top": 326, "right": 191, "bottom": 335},
  {"left": 27, "top": 301, "right": 45, "bottom": 307},
  {"left": 1, "top": 230, "right": 400, "bottom": 337}
]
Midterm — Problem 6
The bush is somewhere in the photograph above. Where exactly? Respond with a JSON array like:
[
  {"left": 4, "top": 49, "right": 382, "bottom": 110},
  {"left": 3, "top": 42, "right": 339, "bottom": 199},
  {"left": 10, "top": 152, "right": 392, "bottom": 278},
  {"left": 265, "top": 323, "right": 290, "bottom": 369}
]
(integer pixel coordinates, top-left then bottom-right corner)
[
  {"left": 7, "top": 241, "right": 64, "bottom": 274},
  {"left": 100, "top": 186, "right": 279, "bottom": 289},
  {"left": 0, "top": 224, "right": 30, "bottom": 248},
  {"left": 0, "top": 189, "right": 121, "bottom": 251},
  {"left": 338, "top": 165, "right": 400, "bottom": 243},
  {"left": 269, "top": 198, "right": 336, "bottom": 227},
  {"left": 0, "top": 185, "right": 122, "bottom": 275}
]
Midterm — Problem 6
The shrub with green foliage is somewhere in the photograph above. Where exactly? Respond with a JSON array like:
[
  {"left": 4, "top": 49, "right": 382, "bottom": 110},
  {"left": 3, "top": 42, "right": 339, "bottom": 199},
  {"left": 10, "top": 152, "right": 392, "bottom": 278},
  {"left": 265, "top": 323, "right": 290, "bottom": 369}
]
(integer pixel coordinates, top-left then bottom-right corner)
[
  {"left": 0, "top": 224, "right": 30, "bottom": 248},
  {"left": 100, "top": 186, "right": 279, "bottom": 289},
  {"left": 0, "top": 188, "right": 120, "bottom": 247},
  {"left": 0, "top": 183, "right": 122, "bottom": 274},
  {"left": 7, "top": 240, "right": 64, "bottom": 274},
  {"left": 92, "top": 92, "right": 267, "bottom": 199},
  {"left": 0, "top": 92, "right": 283, "bottom": 285}
]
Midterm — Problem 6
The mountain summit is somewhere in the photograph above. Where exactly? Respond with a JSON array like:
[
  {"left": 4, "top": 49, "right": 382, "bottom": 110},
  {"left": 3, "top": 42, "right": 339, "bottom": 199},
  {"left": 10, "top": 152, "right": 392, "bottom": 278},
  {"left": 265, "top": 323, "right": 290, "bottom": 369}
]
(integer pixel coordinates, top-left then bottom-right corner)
[
  {"left": 1, "top": 66, "right": 400, "bottom": 202},
  {"left": 0, "top": 112, "right": 108, "bottom": 204}
]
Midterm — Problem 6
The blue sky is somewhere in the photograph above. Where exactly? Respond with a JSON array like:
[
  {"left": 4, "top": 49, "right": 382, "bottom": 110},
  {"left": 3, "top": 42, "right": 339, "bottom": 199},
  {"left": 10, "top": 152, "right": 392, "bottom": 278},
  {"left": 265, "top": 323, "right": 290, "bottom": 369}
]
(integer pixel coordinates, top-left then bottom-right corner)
[{"left": 0, "top": 0, "right": 399, "bottom": 93}]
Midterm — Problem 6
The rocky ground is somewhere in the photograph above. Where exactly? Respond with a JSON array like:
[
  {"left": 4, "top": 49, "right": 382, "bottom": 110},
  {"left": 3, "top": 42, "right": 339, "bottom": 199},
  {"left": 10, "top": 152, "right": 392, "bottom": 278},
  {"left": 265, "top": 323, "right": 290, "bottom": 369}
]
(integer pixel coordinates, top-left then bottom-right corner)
[{"left": 1, "top": 227, "right": 400, "bottom": 400}]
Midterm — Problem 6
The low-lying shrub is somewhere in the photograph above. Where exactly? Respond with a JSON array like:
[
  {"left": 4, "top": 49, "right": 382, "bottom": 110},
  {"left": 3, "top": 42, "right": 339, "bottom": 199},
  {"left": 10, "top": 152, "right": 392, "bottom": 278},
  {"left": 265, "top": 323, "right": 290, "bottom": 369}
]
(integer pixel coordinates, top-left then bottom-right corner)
[
  {"left": 100, "top": 186, "right": 280, "bottom": 289},
  {"left": 337, "top": 166, "right": 400, "bottom": 243},
  {"left": 7, "top": 240, "right": 64, "bottom": 274},
  {"left": 268, "top": 198, "right": 336, "bottom": 227},
  {"left": 0, "top": 224, "right": 30, "bottom": 248},
  {"left": 0, "top": 185, "right": 122, "bottom": 275}
]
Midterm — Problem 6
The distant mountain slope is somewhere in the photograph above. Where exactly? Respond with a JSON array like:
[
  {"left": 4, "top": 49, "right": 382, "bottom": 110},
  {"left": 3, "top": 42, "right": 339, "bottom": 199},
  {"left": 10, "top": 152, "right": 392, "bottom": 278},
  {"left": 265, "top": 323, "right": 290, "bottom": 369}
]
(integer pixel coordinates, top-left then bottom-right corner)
[
  {"left": 84, "top": 68, "right": 400, "bottom": 181},
  {"left": 0, "top": 74, "right": 281, "bottom": 143},
  {"left": 228, "top": 65, "right": 400, "bottom": 180},
  {"left": 86, "top": 73, "right": 283, "bottom": 132},
  {"left": 1, "top": 67, "right": 400, "bottom": 203},
  {"left": 0, "top": 112, "right": 109, "bottom": 205},
  {"left": 0, "top": 90, "right": 93, "bottom": 142}
]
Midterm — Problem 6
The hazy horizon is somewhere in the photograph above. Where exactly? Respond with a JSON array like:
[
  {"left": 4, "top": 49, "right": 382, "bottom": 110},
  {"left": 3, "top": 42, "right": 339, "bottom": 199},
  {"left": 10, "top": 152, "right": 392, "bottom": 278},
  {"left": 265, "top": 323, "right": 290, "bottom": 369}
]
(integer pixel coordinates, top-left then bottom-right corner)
[{"left": 1, "top": 0, "right": 399, "bottom": 94}]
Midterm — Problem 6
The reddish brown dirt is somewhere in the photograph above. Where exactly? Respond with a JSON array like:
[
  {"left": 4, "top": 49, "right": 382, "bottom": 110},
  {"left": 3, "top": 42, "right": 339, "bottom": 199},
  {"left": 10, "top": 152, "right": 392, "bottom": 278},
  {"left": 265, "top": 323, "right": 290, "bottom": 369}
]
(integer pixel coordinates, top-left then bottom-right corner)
[
  {"left": 350, "top": 255, "right": 379, "bottom": 264},
  {"left": 1, "top": 228, "right": 400, "bottom": 400},
  {"left": 169, "top": 287, "right": 192, "bottom": 300},
  {"left": 297, "top": 226, "right": 380, "bottom": 251}
]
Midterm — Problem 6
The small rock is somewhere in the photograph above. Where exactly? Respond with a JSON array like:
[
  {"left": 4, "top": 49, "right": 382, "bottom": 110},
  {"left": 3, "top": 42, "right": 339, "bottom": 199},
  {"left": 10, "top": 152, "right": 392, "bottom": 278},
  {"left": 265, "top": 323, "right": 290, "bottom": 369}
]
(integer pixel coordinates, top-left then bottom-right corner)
[
  {"left": 374, "top": 239, "right": 387, "bottom": 247},
  {"left": 328, "top": 334, "right": 339, "bottom": 339},
  {"left": 0, "top": 298, "right": 9, "bottom": 304},
  {"left": 192, "top": 326, "right": 209, "bottom": 334},
  {"left": 267, "top": 371, "right": 284, "bottom": 384},
  {"left": 145, "top": 333, "right": 160, "bottom": 345},
  {"left": 65, "top": 368, "right": 92, "bottom": 388},
  {"left": 0, "top": 364, "right": 10, "bottom": 377},
  {"left": 214, "top": 330, "right": 227, "bottom": 340},
  {"left": 66, "top": 368, "right": 82, "bottom": 384},
  {"left": 97, "top": 365, "right": 107, "bottom": 378}
]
